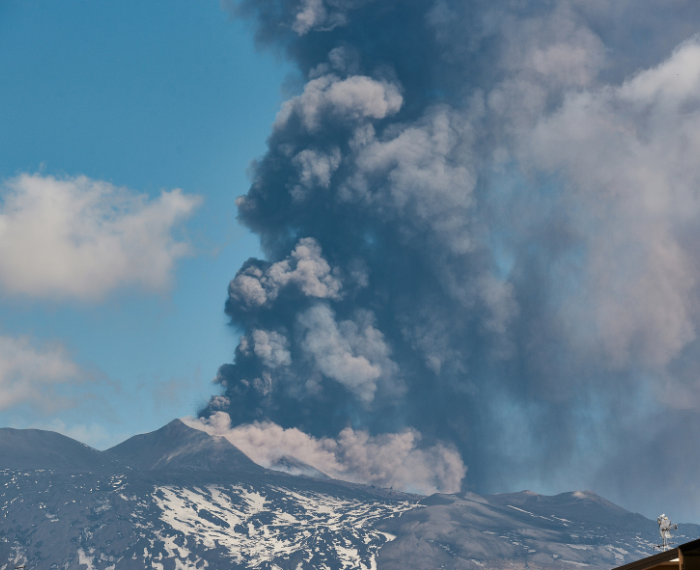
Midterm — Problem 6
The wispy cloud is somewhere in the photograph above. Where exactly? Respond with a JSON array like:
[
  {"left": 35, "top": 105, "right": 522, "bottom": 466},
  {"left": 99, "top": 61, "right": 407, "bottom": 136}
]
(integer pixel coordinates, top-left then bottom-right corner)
[
  {"left": 27, "top": 418, "right": 123, "bottom": 450},
  {"left": 0, "top": 334, "right": 85, "bottom": 412}
]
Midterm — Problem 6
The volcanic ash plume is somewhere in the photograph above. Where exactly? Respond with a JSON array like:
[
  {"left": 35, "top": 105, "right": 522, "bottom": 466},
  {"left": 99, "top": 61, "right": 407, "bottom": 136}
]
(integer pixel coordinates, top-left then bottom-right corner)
[{"left": 203, "top": 0, "right": 700, "bottom": 515}]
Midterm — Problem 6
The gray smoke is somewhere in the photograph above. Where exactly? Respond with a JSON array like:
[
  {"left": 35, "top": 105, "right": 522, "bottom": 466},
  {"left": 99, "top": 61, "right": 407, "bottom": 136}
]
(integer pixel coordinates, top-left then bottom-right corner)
[{"left": 205, "top": 0, "right": 700, "bottom": 519}]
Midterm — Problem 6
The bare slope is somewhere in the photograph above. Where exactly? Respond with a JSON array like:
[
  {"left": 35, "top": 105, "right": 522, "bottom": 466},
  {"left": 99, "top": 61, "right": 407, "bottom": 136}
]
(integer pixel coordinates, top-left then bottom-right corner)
[
  {"left": 103, "top": 418, "right": 263, "bottom": 473},
  {"left": 0, "top": 427, "right": 106, "bottom": 472}
]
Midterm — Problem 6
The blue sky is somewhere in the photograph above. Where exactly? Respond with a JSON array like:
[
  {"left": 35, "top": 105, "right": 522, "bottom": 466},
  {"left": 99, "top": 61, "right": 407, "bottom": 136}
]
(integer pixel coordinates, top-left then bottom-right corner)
[{"left": 0, "top": 0, "right": 290, "bottom": 448}]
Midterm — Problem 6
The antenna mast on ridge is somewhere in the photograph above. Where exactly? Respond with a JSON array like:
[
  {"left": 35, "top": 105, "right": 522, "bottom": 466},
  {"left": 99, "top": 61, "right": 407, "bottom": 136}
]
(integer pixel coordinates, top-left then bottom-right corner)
[{"left": 657, "top": 514, "right": 678, "bottom": 551}]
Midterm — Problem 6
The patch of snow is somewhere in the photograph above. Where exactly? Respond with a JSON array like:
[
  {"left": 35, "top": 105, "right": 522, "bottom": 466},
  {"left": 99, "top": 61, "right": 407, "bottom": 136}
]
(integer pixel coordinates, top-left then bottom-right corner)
[{"left": 150, "top": 483, "right": 414, "bottom": 568}]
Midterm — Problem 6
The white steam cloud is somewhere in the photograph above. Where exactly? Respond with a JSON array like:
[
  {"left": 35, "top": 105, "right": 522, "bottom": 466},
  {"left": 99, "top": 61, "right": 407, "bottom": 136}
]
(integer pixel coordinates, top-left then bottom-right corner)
[
  {"left": 184, "top": 411, "right": 466, "bottom": 495},
  {"left": 275, "top": 74, "right": 403, "bottom": 132},
  {"left": 241, "top": 329, "right": 292, "bottom": 369},
  {"left": 291, "top": 147, "right": 342, "bottom": 201},
  {"left": 297, "top": 304, "right": 399, "bottom": 402},
  {"left": 525, "top": 37, "right": 700, "bottom": 371},
  {"left": 228, "top": 238, "right": 343, "bottom": 309}
]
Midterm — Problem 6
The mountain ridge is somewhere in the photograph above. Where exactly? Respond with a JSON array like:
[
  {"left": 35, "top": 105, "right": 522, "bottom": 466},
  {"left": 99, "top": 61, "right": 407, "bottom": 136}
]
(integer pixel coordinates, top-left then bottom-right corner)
[
  {"left": 103, "top": 418, "right": 264, "bottom": 474},
  {"left": 0, "top": 426, "right": 107, "bottom": 472},
  {"left": 2, "top": 420, "right": 697, "bottom": 570}
]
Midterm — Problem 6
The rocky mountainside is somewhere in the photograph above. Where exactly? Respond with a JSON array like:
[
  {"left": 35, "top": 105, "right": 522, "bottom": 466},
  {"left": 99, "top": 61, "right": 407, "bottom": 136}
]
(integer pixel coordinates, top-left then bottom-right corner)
[
  {"left": 1, "top": 420, "right": 697, "bottom": 570},
  {"left": 377, "top": 490, "right": 692, "bottom": 570},
  {"left": 102, "top": 420, "right": 262, "bottom": 474}
]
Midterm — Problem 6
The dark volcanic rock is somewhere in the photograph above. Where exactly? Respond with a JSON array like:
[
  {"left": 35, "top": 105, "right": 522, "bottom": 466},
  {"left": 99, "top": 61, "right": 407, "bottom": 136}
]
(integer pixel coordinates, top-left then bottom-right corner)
[
  {"left": 2, "top": 421, "right": 698, "bottom": 570},
  {"left": 103, "top": 418, "right": 262, "bottom": 473},
  {"left": 268, "top": 455, "right": 330, "bottom": 480},
  {"left": 0, "top": 421, "right": 418, "bottom": 570}
]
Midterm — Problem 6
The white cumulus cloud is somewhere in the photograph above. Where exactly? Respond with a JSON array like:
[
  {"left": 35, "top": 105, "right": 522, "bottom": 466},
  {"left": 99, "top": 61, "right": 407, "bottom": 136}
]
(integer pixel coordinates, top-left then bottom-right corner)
[{"left": 0, "top": 173, "right": 201, "bottom": 300}]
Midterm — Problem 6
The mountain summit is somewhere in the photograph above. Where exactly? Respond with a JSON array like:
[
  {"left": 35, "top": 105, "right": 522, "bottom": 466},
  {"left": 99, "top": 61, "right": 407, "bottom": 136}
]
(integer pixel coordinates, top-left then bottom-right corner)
[
  {"left": 103, "top": 418, "right": 263, "bottom": 473},
  {"left": 1, "top": 420, "right": 697, "bottom": 570}
]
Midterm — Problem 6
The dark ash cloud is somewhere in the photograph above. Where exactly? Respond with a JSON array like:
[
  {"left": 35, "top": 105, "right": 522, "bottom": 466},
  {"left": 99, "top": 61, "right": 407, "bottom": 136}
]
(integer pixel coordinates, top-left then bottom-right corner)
[{"left": 205, "top": 0, "right": 700, "bottom": 518}]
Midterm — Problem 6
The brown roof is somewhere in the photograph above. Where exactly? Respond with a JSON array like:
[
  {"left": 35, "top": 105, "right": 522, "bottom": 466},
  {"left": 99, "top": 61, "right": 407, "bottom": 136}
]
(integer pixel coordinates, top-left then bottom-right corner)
[{"left": 612, "top": 538, "right": 700, "bottom": 570}]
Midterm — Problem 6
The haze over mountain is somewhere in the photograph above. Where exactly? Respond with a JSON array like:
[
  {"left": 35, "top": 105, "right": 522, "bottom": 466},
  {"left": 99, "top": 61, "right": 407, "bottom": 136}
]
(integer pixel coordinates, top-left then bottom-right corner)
[{"left": 2, "top": 421, "right": 698, "bottom": 570}]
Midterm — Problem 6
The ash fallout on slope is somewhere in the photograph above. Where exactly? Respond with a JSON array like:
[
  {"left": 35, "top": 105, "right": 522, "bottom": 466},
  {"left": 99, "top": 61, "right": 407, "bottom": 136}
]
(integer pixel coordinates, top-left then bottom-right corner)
[{"left": 200, "top": 0, "right": 700, "bottom": 518}]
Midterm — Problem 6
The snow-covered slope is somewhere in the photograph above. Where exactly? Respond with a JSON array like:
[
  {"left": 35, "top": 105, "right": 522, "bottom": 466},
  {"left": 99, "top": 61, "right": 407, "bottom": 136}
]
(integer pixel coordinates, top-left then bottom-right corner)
[
  {"left": 377, "top": 491, "right": 699, "bottom": 570},
  {"left": 149, "top": 483, "right": 414, "bottom": 569},
  {"left": 1, "top": 421, "right": 698, "bottom": 570},
  {"left": 0, "top": 420, "right": 419, "bottom": 570},
  {"left": 0, "top": 468, "right": 418, "bottom": 570}
]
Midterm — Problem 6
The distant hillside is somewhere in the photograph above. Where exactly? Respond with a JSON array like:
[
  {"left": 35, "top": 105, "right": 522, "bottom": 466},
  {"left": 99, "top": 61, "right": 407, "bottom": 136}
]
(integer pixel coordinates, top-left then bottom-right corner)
[
  {"left": 1, "top": 420, "right": 697, "bottom": 570},
  {"left": 0, "top": 426, "right": 107, "bottom": 472}
]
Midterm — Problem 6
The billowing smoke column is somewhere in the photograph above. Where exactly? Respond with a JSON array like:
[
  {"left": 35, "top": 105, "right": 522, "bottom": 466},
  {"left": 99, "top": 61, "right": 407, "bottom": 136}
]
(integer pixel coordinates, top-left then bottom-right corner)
[{"left": 200, "top": 0, "right": 700, "bottom": 516}]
